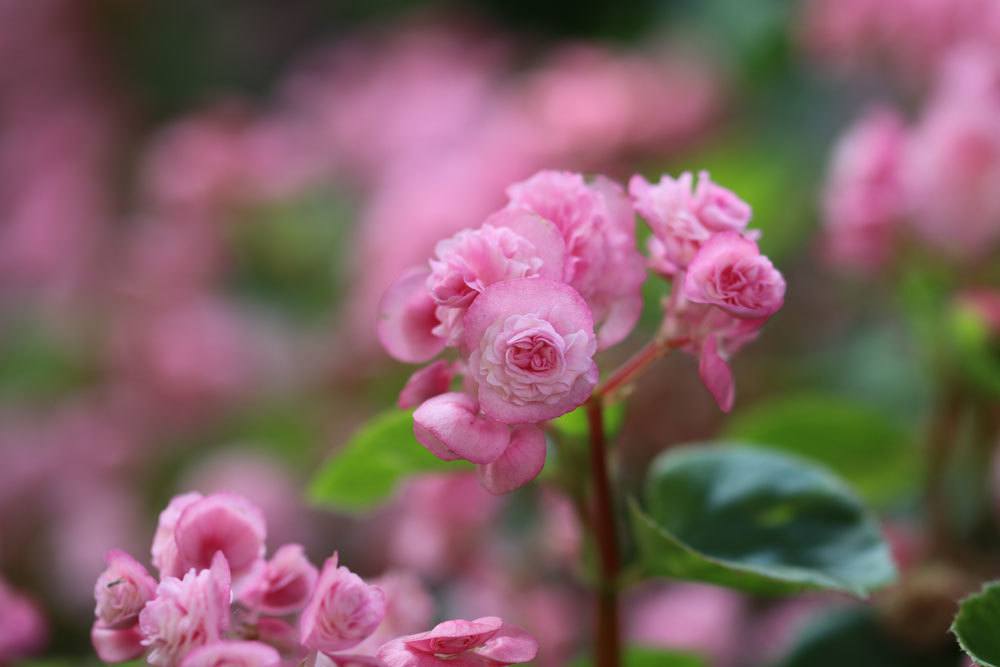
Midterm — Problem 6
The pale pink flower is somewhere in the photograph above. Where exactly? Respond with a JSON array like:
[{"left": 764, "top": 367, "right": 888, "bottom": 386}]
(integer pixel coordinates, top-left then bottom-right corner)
[
  {"left": 241, "top": 544, "right": 318, "bottom": 616},
  {"left": 398, "top": 361, "right": 457, "bottom": 409},
  {"left": 94, "top": 550, "right": 158, "bottom": 629},
  {"left": 91, "top": 622, "right": 145, "bottom": 664},
  {"left": 691, "top": 171, "right": 753, "bottom": 233},
  {"left": 300, "top": 555, "right": 386, "bottom": 653},
  {"left": 0, "top": 578, "right": 47, "bottom": 663},
  {"left": 823, "top": 106, "right": 907, "bottom": 271},
  {"left": 629, "top": 172, "right": 710, "bottom": 275},
  {"left": 463, "top": 278, "right": 598, "bottom": 424},
  {"left": 683, "top": 232, "right": 785, "bottom": 318},
  {"left": 180, "top": 640, "right": 282, "bottom": 667},
  {"left": 152, "top": 492, "right": 204, "bottom": 579},
  {"left": 172, "top": 493, "right": 267, "bottom": 591},
  {"left": 505, "top": 171, "right": 645, "bottom": 348},
  {"left": 139, "top": 552, "right": 232, "bottom": 667},
  {"left": 377, "top": 268, "right": 447, "bottom": 364},
  {"left": 412, "top": 393, "right": 511, "bottom": 465},
  {"left": 376, "top": 617, "right": 538, "bottom": 667}
]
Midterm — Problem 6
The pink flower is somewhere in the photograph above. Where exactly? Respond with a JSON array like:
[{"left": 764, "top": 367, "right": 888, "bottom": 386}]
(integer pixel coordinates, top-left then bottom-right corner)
[
  {"left": 300, "top": 555, "right": 386, "bottom": 653},
  {"left": 398, "top": 361, "right": 457, "bottom": 409},
  {"left": 180, "top": 640, "right": 281, "bottom": 667},
  {"left": 505, "top": 171, "right": 645, "bottom": 348},
  {"left": 241, "top": 544, "right": 318, "bottom": 616},
  {"left": 91, "top": 622, "right": 145, "bottom": 664},
  {"left": 139, "top": 552, "right": 232, "bottom": 667},
  {"left": 683, "top": 232, "right": 785, "bottom": 318},
  {"left": 377, "top": 268, "right": 447, "bottom": 364},
  {"left": 822, "top": 106, "right": 907, "bottom": 271},
  {"left": 152, "top": 492, "right": 204, "bottom": 578},
  {"left": 412, "top": 393, "right": 511, "bottom": 465},
  {"left": 173, "top": 493, "right": 267, "bottom": 591},
  {"left": 904, "top": 54, "right": 1000, "bottom": 258},
  {"left": 691, "top": 171, "right": 753, "bottom": 233},
  {"left": 376, "top": 617, "right": 538, "bottom": 667},
  {"left": 629, "top": 172, "right": 710, "bottom": 275},
  {"left": 94, "top": 550, "right": 158, "bottom": 629},
  {"left": 463, "top": 278, "right": 598, "bottom": 424}
]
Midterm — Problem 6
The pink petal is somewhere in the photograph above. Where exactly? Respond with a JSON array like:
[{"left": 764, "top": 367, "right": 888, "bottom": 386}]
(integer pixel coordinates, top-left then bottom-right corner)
[
  {"left": 486, "top": 208, "right": 566, "bottom": 281},
  {"left": 475, "top": 623, "right": 539, "bottom": 664},
  {"left": 241, "top": 543, "right": 318, "bottom": 615},
  {"left": 377, "top": 268, "right": 446, "bottom": 363},
  {"left": 180, "top": 640, "right": 281, "bottom": 667},
  {"left": 596, "top": 293, "right": 643, "bottom": 350},
  {"left": 398, "top": 361, "right": 455, "bottom": 409},
  {"left": 698, "top": 335, "right": 735, "bottom": 413},
  {"left": 175, "top": 493, "right": 266, "bottom": 583},
  {"left": 404, "top": 617, "right": 503, "bottom": 656},
  {"left": 477, "top": 425, "right": 547, "bottom": 495},
  {"left": 91, "top": 621, "right": 145, "bottom": 663},
  {"left": 413, "top": 393, "right": 511, "bottom": 465}
]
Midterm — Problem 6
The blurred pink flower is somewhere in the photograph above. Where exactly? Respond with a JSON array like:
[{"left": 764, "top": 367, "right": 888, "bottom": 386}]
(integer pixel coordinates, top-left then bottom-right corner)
[
  {"left": 823, "top": 106, "right": 908, "bottom": 271},
  {"left": 242, "top": 544, "right": 318, "bottom": 616},
  {"left": 904, "top": 50, "right": 1000, "bottom": 258},
  {"left": 139, "top": 552, "right": 232, "bottom": 667},
  {"left": 181, "top": 640, "right": 282, "bottom": 667},
  {"left": 94, "top": 550, "right": 158, "bottom": 629},
  {"left": 626, "top": 583, "right": 745, "bottom": 666},
  {"left": 376, "top": 616, "right": 538, "bottom": 667},
  {"left": 299, "top": 555, "right": 386, "bottom": 654},
  {"left": 352, "top": 571, "right": 435, "bottom": 656},
  {"left": 0, "top": 577, "right": 47, "bottom": 663}
]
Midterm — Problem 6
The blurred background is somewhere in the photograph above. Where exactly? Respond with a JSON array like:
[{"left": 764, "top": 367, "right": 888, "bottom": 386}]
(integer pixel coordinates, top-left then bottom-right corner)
[{"left": 0, "top": 0, "right": 998, "bottom": 665}]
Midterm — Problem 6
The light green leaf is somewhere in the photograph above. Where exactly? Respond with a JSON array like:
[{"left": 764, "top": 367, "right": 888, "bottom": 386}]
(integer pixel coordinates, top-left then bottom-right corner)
[
  {"left": 630, "top": 444, "right": 896, "bottom": 596},
  {"left": 725, "top": 395, "right": 917, "bottom": 507},
  {"left": 570, "top": 646, "right": 706, "bottom": 667},
  {"left": 308, "top": 409, "right": 471, "bottom": 513},
  {"left": 953, "top": 580, "right": 1000, "bottom": 667}
]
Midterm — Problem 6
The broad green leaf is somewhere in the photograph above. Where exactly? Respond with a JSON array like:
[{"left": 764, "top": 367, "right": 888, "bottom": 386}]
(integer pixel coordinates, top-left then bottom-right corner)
[
  {"left": 953, "top": 580, "right": 1000, "bottom": 667},
  {"left": 630, "top": 444, "right": 896, "bottom": 596},
  {"left": 570, "top": 646, "right": 706, "bottom": 667},
  {"left": 308, "top": 409, "right": 471, "bottom": 513},
  {"left": 780, "top": 608, "right": 961, "bottom": 667},
  {"left": 725, "top": 394, "right": 917, "bottom": 507}
]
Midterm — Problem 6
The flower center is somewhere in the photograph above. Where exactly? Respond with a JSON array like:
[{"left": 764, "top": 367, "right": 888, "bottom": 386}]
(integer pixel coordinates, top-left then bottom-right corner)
[{"left": 507, "top": 336, "right": 559, "bottom": 374}]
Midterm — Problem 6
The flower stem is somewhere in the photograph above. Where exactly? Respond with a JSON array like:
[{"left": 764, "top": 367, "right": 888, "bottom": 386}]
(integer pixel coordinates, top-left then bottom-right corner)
[{"left": 585, "top": 396, "right": 621, "bottom": 667}]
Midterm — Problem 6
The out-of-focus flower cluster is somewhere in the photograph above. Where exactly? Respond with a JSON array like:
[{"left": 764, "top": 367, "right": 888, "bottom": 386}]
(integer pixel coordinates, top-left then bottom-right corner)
[
  {"left": 378, "top": 168, "right": 784, "bottom": 492},
  {"left": 91, "top": 492, "right": 537, "bottom": 667},
  {"left": 814, "top": 0, "right": 1000, "bottom": 270}
]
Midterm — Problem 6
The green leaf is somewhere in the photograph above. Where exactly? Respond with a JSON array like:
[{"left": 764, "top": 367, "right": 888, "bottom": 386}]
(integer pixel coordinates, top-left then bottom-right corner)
[
  {"left": 308, "top": 409, "right": 471, "bottom": 513},
  {"left": 725, "top": 395, "right": 917, "bottom": 507},
  {"left": 779, "top": 608, "right": 960, "bottom": 667},
  {"left": 570, "top": 646, "right": 706, "bottom": 667},
  {"left": 953, "top": 580, "right": 1000, "bottom": 667},
  {"left": 630, "top": 444, "right": 896, "bottom": 596}
]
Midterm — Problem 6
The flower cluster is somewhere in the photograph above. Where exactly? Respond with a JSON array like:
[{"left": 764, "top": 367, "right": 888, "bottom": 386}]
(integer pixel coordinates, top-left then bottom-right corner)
[
  {"left": 823, "top": 48, "right": 1000, "bottom": 268},
  {"left": 91, "top": 492, "right": 537, "bottom": 667},
  {"left": 629, "top": 171, "right": 785, "bottom": 412},
  {"left": 379, "top": 169, "right": 785, "bottom": 490}
]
